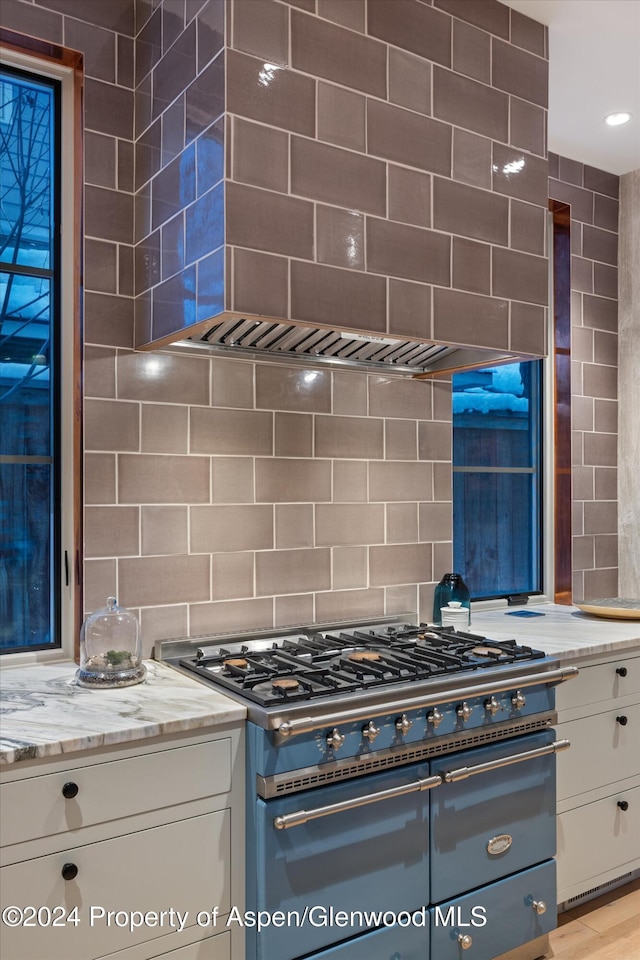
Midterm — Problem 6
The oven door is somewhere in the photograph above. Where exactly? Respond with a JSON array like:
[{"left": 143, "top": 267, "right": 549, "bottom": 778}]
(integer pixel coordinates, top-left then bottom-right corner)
[
  {"left": 249, "top": 761, "right": 437, "bottom": 960},
  {"left": 430, "top": 729, "right": 557, "bottom": 903}
]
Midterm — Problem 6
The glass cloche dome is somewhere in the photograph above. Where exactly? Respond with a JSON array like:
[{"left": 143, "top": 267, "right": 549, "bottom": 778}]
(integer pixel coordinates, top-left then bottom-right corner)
[{"left": 77, "top": 597, "right": 146, "bottom": 688}]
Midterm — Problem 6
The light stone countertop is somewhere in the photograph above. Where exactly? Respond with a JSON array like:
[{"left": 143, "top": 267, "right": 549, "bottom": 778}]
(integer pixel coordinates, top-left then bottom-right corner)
[
  {"left": 0, "top": 660, "right": 246, "bottom": 765},
  {"left": 469, "top": 603, "right": 640, "bottom": 662}
]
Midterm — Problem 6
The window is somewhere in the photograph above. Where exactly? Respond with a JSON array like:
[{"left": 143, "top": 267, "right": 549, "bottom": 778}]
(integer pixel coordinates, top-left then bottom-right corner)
[
  {"left": 0, "top": 56, "right": 76, "bottom": 657},
  {"left": 452, "top": 361, "right": 544, "bottom": 601}
]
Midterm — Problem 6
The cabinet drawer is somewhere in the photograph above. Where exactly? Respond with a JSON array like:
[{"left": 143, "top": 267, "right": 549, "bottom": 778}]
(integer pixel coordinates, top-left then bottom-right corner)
[
  {"left": 129, "top": 930, "right": 231, "bottom": 960},
  {"left": 556, "top": 705, "right": 640, "bottom": 800},
  {"left": 557, "top": 786, "right": 640, "bottom": 892},
  {"left": 0, "top": 738, "right": 230, "bottom": 848},
  {"left": 557, "top": 655, "right": 640, "bottom": 712},
  {"left": 0, "top": 809, "right": 230, "bottom": 960}
]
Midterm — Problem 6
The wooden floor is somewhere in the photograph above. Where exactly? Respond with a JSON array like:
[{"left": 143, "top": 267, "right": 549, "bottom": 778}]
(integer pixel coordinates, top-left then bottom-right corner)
[{"left": 548, "top": 878, "right": 640, "bottom": 959}]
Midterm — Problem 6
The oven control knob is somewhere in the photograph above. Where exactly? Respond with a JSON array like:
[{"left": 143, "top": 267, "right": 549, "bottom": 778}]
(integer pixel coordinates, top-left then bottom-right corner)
[
  {"left": 395, "top": 714, "right": 413, "bottom": 735},
  {"left": 484, "top": 696, "right": 501, "bottom": 716},
  {"left": 427, "top": 707, "right": 444, "bottom": 728},
  {"left": 362, "top": 720, "right": 380, "bottom": 743},
  {"left": 511, "top": 690, "right": 526, "bottom": 710},
  {"left": 327, "top": 728, "right": 346, "bottom": 751},
  {"left": 532, "top": 900, "right": 547, "bottom": 915},
  {"left": 456, "top": 701, "right": 473, "bottom": 722},
  {"left": 458, "top": 934, "right": 473, "bottom": 949}
]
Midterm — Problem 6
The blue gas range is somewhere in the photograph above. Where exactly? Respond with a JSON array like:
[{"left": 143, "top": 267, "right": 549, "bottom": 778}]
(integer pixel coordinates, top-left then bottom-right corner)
[{"left": 159, "top": 616, "right": 578, "bottom": 960}]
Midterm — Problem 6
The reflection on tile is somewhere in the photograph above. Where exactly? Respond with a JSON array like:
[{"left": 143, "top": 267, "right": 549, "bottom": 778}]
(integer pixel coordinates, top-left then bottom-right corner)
[
  {"left": 227, "top": 49, "right": 315, "bottom": 136},
  {"left": 492, "top": 145, "right": 548, "bottom": 206},
  {"left": 197, "top": 247, "right": 225, "bottom": 322},
  {"left": 151, "top": 266, "right": 197, "bottom": 341},
  {"left": 197, "top": 116, "right": 224, "bottom": 196},
  {"left": 256, "top": 364, "right": 331, "bottom": 413},
  {"left": 185, "top": 182, "right": 224, "bottom": 265},
  {"left": 317, "top": 206, "right": 365, "bottom": 270},
  {"left": 118, "top": 351, "right": 209, "bottom": 403}
]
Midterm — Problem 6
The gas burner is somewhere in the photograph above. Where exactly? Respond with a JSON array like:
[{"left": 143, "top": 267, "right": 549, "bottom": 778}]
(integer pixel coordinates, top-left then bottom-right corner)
[
  {"left": 348, "top": 651, "right": 382, "bottom": 663},
  {"left": 470, "top": 645, "right": 505, "bottom": 658}
]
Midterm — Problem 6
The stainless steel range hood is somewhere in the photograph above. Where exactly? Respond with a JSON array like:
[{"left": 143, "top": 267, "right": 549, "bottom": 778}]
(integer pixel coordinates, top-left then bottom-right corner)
[{"left": 169, "top": 314, "right": 519, "bottom": 379}]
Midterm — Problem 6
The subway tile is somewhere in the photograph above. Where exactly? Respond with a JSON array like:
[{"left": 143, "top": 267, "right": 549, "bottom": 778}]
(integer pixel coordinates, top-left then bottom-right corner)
[
  {"left": 141, "top": 505, "right": 188, "bottom": 555},
  {"left": 211, "top": 552, "right": 255, "bottom": 601},
  {"left": 369, "top": 377, "right": 432, "bottom": 419},
  {"left": 433, "top": 288, "right": 509, "bottom": 348},
  {"left": 594, "top": 467, "right": 617, "bottom": 501},
  {"left": 119, "top": 246, "right": 134, "bottom": 297},
  {"left": 332, "top": 546, "right": 368, "bottom": 590},
  {"left": 227, "top": 50, "right": 315, "bottom": 136},
  {"left": 233, "top": 118, "right": 288, "bottom": 193},
  {"left": 151, "top": 266, "right": 197, "bottom": 341},
  {"left": 386, "top": 503, "right": 419, "bottom": 544},
  {"left": 152, "top": 144, "right": 196, "bottom": 230},
  {"left": 185, "top": 51, "right": 224, "bottom": 142},
  {"left": 274, "top": 594, "right": 314, "bottom": 627},
  {"left": 274, "top": 413, "right": 314, "bottom": 457},
  {"left": 389, "top": 166, "right": 431, "bottom": 228},
  {"left": 492, "top": 248, "right": 548, "bottom": 305},
  {"left": 583, "top": 224, "right": 618, "bottom": 266},
  {"left": 291, "top": 261, "right": 387, "bottom": 333},
  {"left": 85, "top": 399, "right": 139, "bottom": 451},
  {"left": 190, "top": 597, "right": 274, "bottom": 634},
  {"left": 369, "top": 543, "right": 432, "bottom": 587},
  {"left": 318, "top": 0, "right": 365, "bottom": 31},
  {"left": 161, "top": 96, "right": 185, "bottom": 166},
  {"left": 317, "top": 82, "right": 366, "bottom": 151},
  {"left": 256, "top": 458, "right": 332, "bottom": 502},
  {"left": 452, "top": 237, "right": 491, "bottom": 295},
  {"left": 583, "top": 567, "right": 619, "bottom": 600},
  {"left": 593, "top": 263, "right": 618, "bottom": 300},
  {"left": 163, "top": 0, "right": 185, "bottom": 53},
  {"left": 233, "top": 0, "right": 288, "bottom": 64},
  {"left": 275, "top": 504, "right": 314, "bottom": 548},
  {"left": 385, "top": 420, "right": 418, "bottom": 460},
  {"left": 571, "top": 256, "right": 594, "bottom": 294},
  {"left": 135, "top": 231, "right": 161, "bottom": 295},
  {"left": 593, "top": 330, "right": 618, "bottom": 366},
  {"left": 141, "top": 404, "right": 189, "bottom": 454},
  {"left": 153, "top": 20, "right": 197, "bottom": 120},
  {"left": 292, "top": 8, "right": 387, "bottom": 97},
  {"left": 291, "top": 137, "right": 386, "bottom": 216},
  {"left": 84, "top": 292, "right": 134, "bottom": 349},
  {"left": 572, "top": 464, "right": 594, "bottom": 499},
  {"left": 452, "top": 20, "right": 490, "bottom": 83},
  {"left": 85, "top": 132, "right": 116, "bottom": 189},
  {"left": 117, "top": 349, "right": 209, "bottom": 404},
  {"left": 190, "top": 407, "right": 273, "bottom": 455},
  {"left": 85, "top": 186, "right": 133, "bottom": 244},
  {"left": 85, "top": 506, "right": 139, "bottom": 559},
  {"left": 583, "top": 500, "right": 618, "bottom": 536},
  {"left": 84, "top": 560, "right": 117, "bottom": 616},
  {"left": 85, "top": 239, "right": 117, "bottom": 295},
  {"left": 510, "top": 8, "right": 546, "bottom": 56},
  {"left": 368, "top": 0, "right": 451, "bottom": 67},
  {"left": 367, "top": 219, "right": 451, "bottom": 285},
  {"left": 548, "top": 152, "right": 560, "bottom": 179},
  {"left": 492, "top": 146, "right": 548, "bottom": 205},
  {"left": 433, "top": 462, "right": 452, "bottom": 500},
  {"left": 315, "top": 414, "right": 383, "bottom": 458},
  {"left": 388, "top": 279, "right": 432, "bottom": 341},
  {"left": 211, "top": 358, "right": 254, "bottom": 409},
  {"left": 198, "top": 247, "right": 226, "bottom": 324},
  {"left": 1, "top": 0, "right": 63, "bottom": 39},
  {"left": 387, "top": 583, "right": 419, "bottom": 617},
  {"left": 571, "top": 220, "right": 583, "bottom": 256},
  {"left": 134, "top": 183, "right": 151, "bottom": 246},
  {"left": 510, "top": 97, "right": 545, "bottom": 157},
  {"left": 315, "top": 588, "right": 385, "bottom": 622},
  {"left": 583, "top": 165, "right": 619, "bottom": 199},
  {"left": 548, "top": 178, "right": 594, "bottom": 224},
  {"left": 257, "top": 365, "right": 331, "bottom": 413},
  {"left": 389, "top": 47, "right": 431, "bottom": 113},
  {"left": 572, "top": 534, "right": 595, "bottom": 570},
  {"left": 196, "top": 116, "right": 224, "bottom": 196},
  {"left": 85, "top": 453, "right": 116, "bottom": 505},
  {"left": 333, "top": 372, "right": 368, "bottom": 417},
  {"left": 84, "top": 79, "right": 133, "bottom": 140},
  {"left": 571, "top": 326, "right": 594, "bottom": 364},
  {"left": 118, "top": 555, "right": 210, "bottom": 608},
  {"left": 432, "top": 381, "right": 452, "bottom": 422},
  {"left": 452, "top": 129, "right": 492, "bottom": 190},
  {"left": 582, "top": 363, "right": 618, "bottom": 400},
  {"left": 118, "top": 453, "right": 210, "bottom": 503},
  {"left": 433, "top": 66, "right": 508, "bottom": 142},
  {"left": 434, "top": 177, "right": 508, "bottom": 245},
  {"left": 161, "top": 212, "right": 184, "bottom": 280},
  {"left": 558, "top": 156, "right": 583, "bottom": 186},
  {"left": 582, "top": 294, "right": 618, "bottom": 332},
  {"left": 418, "top": 421, "right": 452, "bottom": 461},
  {"left": 316, "top": 503, "right": 385, "bottom": 546},
  {"left": 191, "top": 504, "right": 273, "bottom": 552},
  {"left": 211, "top": 457, "right": 255, "bottom": 503},
  {"left": 333, "top": 460, "right": 368, "bottom": 502},
  {"left": 419, "top": 502, "right": 453, "bottom": 542},
  {"left": 140, "top": 606, "right": 188, "bottom": 650},
  {"left": 226, "top": 182, "right": 314, "bottom": 259},
  {"left": 572, "top": 398, "right": 594, "bottom": 433},
  {"left": 511, "top": 200, "right": 546, "bottom": 255},
  {"left": 584, "top": 432, "right": 617, "bottom": 467},
  {"left": 593, "top": 399, "right": 618, "bottom": 433},
  {"left": 233, "top": 248, "right": 289, "bottom": 318},
  {"left": 317, "top": 206, "right": 365, "bottom": 270},
  {"left": 197, "top": 0, "right": 224, "bottom": 71},
  {"left": 369, "top": 461, "right": 433, "bottom": 502},
  {"left": 594, "top": 534, "right": 618, "bottom": 569},
  {"left": 84, "top": 345, "right": 116, "bottom": 399},
  {"left": 184, "top": 184, "right": 224, "bottom": 266},
  {"left": 434, "top": 0, "right": 509, "bottom": 39},
  {"left": 256, "top": 548, "right": 331, "bottom": 595},
  {"left": 368, "top": 100, "right": 452, "bottom": 176},
  {"left": 492, "top": 38, "right": 548, "bottom": 107},
  {"left": 64, "top": 18, "right": 115, "bottom": 83}
]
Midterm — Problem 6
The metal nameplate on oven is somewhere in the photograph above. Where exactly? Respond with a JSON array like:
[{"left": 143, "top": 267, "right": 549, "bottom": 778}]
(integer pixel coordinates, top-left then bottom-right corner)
[
  {"left": 487, "top": 834, "right": 513, "bottom": 856},
  {"left": 256, "top": 711, "right": 556, "bottom": 799}
]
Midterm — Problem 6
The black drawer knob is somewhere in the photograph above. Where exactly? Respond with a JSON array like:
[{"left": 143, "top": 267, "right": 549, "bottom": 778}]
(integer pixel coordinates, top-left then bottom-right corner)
[
  {"left": 617, "top": 800, "right": 629, "bottom": 812},
  {"left": 616, "top": 667, "right": 628, "bottom": 677},
  {"left": 62, "top": 781, "right": 79, "bottom": 799},
  {"left": 616, "top": 715, "right": 628, "bottom": 726},
  {"left": 61, "top": 863, "right": 78, "bottom": 881}
]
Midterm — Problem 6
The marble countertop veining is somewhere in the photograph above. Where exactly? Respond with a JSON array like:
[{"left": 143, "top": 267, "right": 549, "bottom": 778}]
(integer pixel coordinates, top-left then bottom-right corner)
[
  {"left": 469, "top": 603, "right": 640, "bottom": 661},
  {"left": 0, "top": 660, "right": 246, "bottom": 765}
]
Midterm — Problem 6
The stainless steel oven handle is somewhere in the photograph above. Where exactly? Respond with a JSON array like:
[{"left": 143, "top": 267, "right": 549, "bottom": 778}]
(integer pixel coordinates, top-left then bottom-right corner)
[
  {"left": 273, "top": 774, "right": 443, "bottom": 830},
  {"left": 442, "top": 738, "right": 570, "bottom": 783},
  {"left": 275, "top": 667, "right": 579, "bottom": 738}
]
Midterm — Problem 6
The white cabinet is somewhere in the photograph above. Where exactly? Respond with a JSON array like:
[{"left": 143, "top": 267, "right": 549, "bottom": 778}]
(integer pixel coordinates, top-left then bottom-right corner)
[
  {"left": 555, "top": 649, "right": 640, "bottom": 905},
  {"left": 0, "top": 725, "right": 244, "bottom": 960}
]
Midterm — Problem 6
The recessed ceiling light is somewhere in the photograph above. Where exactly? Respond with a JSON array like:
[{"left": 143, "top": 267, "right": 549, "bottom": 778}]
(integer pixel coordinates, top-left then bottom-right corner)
[{"left": 604, "top": 112, "right": 631, "bottom": 126}]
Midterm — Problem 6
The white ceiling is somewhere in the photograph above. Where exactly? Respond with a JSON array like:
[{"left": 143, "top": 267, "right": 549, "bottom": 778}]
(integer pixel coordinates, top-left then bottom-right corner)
[{"left": 502, "top": 0, "right": 640, "bottom": 175}]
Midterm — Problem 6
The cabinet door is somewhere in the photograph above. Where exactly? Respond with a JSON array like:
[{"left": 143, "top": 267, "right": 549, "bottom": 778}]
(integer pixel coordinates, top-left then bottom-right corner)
[
  {"left": 557, "top": 787, "right": 640, "bottom": 892},
  {"left": 0, "top": 811, "right": 230, "bottom": 960},
  {"left": 557, "top": 656, "right": 640, "bottom": 712},
  {"left": 556, "top": 705, "right": 640, "bottom": 801}
]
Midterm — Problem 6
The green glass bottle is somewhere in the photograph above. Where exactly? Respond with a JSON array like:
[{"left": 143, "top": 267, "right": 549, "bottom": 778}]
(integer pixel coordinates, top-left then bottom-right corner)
[{"left": 432, "top": 573, "right": 471, "bottom": 626}]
